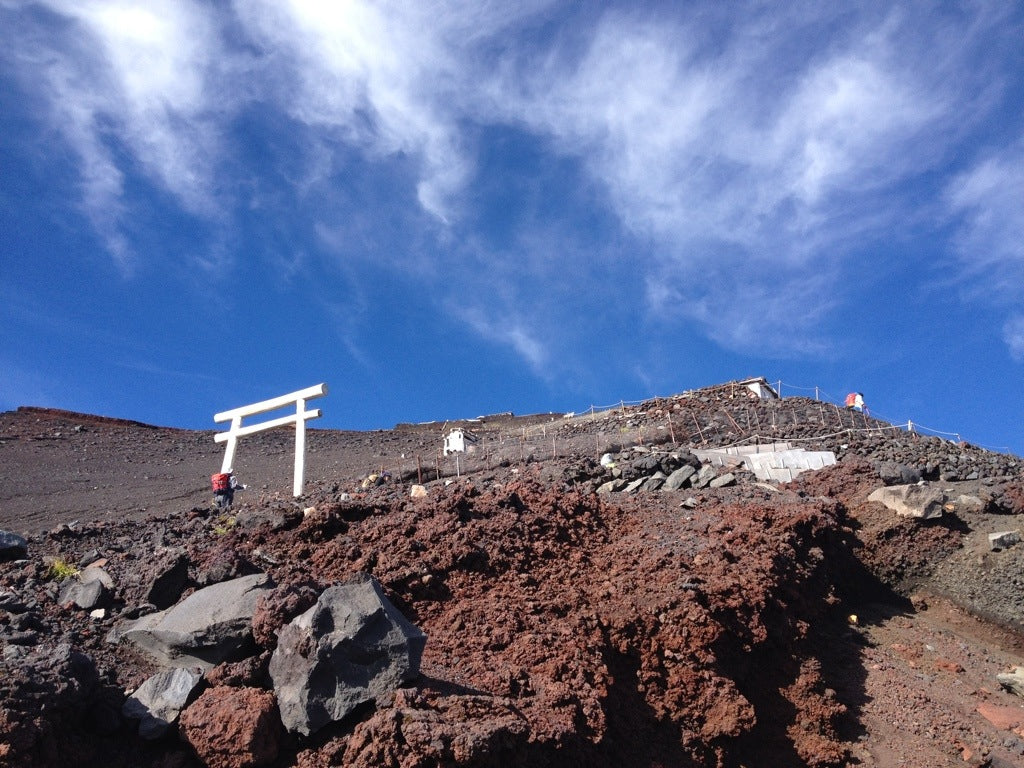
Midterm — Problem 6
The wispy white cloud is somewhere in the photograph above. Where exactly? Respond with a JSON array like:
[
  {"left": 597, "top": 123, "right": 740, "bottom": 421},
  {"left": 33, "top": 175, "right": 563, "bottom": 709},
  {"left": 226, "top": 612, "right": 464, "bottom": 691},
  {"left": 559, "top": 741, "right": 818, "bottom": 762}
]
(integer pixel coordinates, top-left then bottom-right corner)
[
  {"left": 479, "top": 6, "right": 977, "bottom": 356},
  {"left": 945, "top": 139, "right": 1024, "bottom": 282},
  {"left": 234, "top": 0, "right": 553, "bottom": 221},
  {"left": 52, "top": 0, "right": 227, "bottom": 210},
  {"left": 453, "top": 304, "right": 550, "bottom": 374},
  {"left": 1004, "top": 316, "right": 1024, "bottom": 363},
  {"left": 646, "top": 260, "right": 840, "bottom": 357},
  {"left": 3, "top": 0, "right": 1022, "bottom": 370},
  {"left": 767, "top": 52, "right": 940, "bottom": 212},
  {"left": 944, "top": 137, "right": 1024, "bottom": 359},
  {"left": 5, "top": 0, "right": 228, "bottom": 268}
]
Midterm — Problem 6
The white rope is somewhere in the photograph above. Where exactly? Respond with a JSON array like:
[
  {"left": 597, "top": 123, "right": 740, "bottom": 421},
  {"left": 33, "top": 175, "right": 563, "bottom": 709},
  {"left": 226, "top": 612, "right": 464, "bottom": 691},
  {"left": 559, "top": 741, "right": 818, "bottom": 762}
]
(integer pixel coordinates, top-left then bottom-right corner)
[
  {"left": 900, "top": 422, "right": 960, "bottom": 438},
  {"left": 777, "top": 383, "right": 818, "bottom": 392},
  {"left": 777, "top": 381, "right": 995, "bottom": 451},
  {"left": 971, "top": 442, "right": 1013, "bottom": 454}
]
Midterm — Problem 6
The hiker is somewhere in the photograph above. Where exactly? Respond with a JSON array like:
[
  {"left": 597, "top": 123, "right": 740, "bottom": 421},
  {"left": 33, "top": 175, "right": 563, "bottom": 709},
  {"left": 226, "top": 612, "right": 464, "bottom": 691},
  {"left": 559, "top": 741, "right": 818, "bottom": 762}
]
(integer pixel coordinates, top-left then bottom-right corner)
[
  {"left": 845, "top": 393, "right": 866, "bottom": 413},
  {"left": 211, "top": 470, "right": 245, "bottom": 509}
]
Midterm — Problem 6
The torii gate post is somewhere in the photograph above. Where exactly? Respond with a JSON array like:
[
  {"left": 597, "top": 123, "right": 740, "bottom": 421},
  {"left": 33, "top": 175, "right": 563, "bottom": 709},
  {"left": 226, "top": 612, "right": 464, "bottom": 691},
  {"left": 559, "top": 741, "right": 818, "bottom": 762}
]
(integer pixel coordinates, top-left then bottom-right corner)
[{"left": 214, "top": 383, "right": 328, "bottom": 497}]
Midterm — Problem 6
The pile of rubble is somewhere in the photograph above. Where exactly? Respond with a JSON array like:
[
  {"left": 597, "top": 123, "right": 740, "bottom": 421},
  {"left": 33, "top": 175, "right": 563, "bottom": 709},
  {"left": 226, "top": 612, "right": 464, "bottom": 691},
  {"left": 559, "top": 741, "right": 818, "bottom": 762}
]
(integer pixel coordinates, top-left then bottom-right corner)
[
  {"left": 593, "top": 446, "right": 738, "bottom": 495},
  {"left": 1, "top": 473, "right": 869, "bottom": 768}
]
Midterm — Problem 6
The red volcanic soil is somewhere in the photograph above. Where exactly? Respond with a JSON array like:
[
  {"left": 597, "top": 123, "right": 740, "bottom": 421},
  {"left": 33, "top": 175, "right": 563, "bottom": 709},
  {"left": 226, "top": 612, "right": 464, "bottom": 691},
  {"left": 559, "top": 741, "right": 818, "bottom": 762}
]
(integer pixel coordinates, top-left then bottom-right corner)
[{"left": 2, "top": 391, "right": 1024, "bottom": 767}]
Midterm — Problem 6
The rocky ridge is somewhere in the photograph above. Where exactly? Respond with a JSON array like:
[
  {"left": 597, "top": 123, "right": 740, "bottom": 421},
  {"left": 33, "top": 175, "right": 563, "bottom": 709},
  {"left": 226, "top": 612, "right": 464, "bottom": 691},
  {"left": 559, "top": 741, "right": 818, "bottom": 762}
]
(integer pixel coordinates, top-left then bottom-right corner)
[{"left": 2, "top": 383, "right": 1024, "bottom": 767}]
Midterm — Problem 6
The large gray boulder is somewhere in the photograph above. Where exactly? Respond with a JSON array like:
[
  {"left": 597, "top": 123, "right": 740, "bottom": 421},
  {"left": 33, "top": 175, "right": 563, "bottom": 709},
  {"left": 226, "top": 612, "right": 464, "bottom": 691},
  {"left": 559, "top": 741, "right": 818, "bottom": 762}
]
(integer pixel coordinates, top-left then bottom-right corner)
[
  {"left": 875, "top": 462, "right": 922, "bottom": 485},
  {"left": 642, "top": 472, "right": 667, "bottom": 491},
  {"left": 691, "top": 464, "right": 718, "bottom": 490},
  {"left": 117, "top": 573, "right": 272, "bottom": 669},
  {"left": 80, "top": 563, "right": 115, "bottom": 589},
  {"left": 59, "top": 578, "right": 109, "bottom": 610},
  {"left": 597, "top": 479, "right": 626, "bottom": 494},
  {"left": 623, "top": 477, "right": 647, "bottom": 494},
  {"left": 709, "top": 472, "right": 737, "bottom": 488},
  {"left": 663, "top": 464, "right": 697, "bottom": 490},
  {"left": 868, "top": 484, "right": 947, "bottom": 520},
  {"left": 270, "top": 573, "right": 427, "bottom": 736},
  {"left": 122, "top": 667, "right": 203, "bottom": 739},
  {"left": 0, "top": 530, "right": 27, "bottom": 560}
]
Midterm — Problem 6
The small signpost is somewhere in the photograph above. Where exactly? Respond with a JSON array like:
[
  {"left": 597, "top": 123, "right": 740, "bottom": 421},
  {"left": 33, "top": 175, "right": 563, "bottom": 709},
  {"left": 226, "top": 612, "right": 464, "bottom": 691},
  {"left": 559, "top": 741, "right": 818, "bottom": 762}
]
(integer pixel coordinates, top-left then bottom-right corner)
[{"left": 214, "top": 383, "right": 327, "bottom": 497}]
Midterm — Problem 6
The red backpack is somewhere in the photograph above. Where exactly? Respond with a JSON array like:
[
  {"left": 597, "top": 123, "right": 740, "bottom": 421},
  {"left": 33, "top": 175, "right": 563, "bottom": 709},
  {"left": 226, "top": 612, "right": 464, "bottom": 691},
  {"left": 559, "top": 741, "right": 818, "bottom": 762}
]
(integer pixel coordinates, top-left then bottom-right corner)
[{"left": 211, "top": 473, "right": 231, "bottom": 492}]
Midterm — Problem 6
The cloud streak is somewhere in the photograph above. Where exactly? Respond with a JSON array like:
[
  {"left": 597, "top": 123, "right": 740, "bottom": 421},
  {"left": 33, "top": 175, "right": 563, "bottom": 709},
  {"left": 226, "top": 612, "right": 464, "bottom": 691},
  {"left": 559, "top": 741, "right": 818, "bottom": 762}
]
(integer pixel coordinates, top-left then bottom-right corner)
[
  {"left": 5, "top": 0, "right": 231, "bottom": 268},
  {"left": 233, "top": 0, "right": 555, "bottom": 221},
  {"left": 3, "top": 1, "right": 1022, "bottom": 368},
  {"left": 479, "top": 5, "right": 995, "bottom": 356},
  {"left": 945, "top": 139, "right": 1024, "bottom": 281},
  {"left": 944, "top": 137, "right": 1024, "bottom": 358}
]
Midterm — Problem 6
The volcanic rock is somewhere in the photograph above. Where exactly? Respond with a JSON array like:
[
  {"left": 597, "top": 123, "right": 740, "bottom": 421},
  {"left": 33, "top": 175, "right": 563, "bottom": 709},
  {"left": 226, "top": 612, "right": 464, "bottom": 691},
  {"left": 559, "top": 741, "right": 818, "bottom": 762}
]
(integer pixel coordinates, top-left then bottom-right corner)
[
  {"left": 145, "top": 549, "right": 191, "bottom": 609},
  {"left": 596, "top": 479, "right": 626, "bottom": 494},
  {"left": 876, "top": 461, "right": 922, "bottom": 485},
  {"left": 691, "top": 464, "right": 719, "bottom": 489},
  {"left": 988, "top": 531, "right": 1022, "bottom": 551},
  {"left": 4, "top": 386, "right": 1024, "bottom": 768},
  {"left": 623, "top": 477, "right": 647, "bottom": 494},
  {"left": 0, "top": 530, "right": 27, "bottom": 560},
  {"left": 251, "top": 582, "right": 320, "bottom": 650},
  {"left": 868, "top": 483, "right": 947, "bottom": 519},
  {"left": 59, "top": 577, "right": 109, "bottom": 611},
  {"left": 80, "top": 562, "right": 114, "bottom": 589},
  {"left": 269, "top": 573, "right": 427, "bottom": 736},
  {"left": 642, "top": 472, "right": 667, "bottom": 491},
  {"left": 997, "top": 667, "right": 1024, "bottom": 699},
  {"left": 709, "top": 472, "right": 737, "bottom": 488},
  {"left": 664, "top": 464, "right": 697, "bottom": 490},
  {"left": 115, "top": 573, "right": 272, "bottom": 669},
  {"left": 179, "top": 686, "right": 280, "bottom": 768},
  {"left": 122, "top": 667, "right": 203, "bottom": 739}
]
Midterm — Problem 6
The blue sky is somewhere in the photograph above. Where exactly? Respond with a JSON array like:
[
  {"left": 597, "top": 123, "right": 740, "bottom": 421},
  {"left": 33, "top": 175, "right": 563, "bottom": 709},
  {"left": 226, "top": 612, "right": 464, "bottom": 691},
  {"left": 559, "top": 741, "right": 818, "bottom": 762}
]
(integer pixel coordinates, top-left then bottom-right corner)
[{"left": 2, "top": 1, "right": 1022, "bottom": 454}]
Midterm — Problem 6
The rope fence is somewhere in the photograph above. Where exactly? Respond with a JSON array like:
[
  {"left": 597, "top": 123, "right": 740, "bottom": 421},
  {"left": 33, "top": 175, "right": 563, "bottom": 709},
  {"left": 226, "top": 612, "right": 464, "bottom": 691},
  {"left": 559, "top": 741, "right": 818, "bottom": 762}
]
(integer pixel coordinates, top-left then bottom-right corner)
[
  {"left": 491, "top": 382, "right": 1012, "bottom": 454},
  {"left": 361, "top": 380, "right": 1013, "bottom": 485},
  {"left": 775, "top": 380, "right": 1011, "bottom": 454},
  {"left": 545, "top": 380, "right": 1012, "bottom": 456}
]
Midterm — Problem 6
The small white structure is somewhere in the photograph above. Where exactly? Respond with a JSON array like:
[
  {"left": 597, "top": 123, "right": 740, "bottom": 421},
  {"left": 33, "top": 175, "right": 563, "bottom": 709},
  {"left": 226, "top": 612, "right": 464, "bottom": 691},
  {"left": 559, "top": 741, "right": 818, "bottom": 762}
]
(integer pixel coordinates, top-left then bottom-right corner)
[
  {"left": 443, "top": 428, "right": 478, "bottom": 456},
  {"left": 214, "top": 383, "right": 327, "bottom": 497},
  {"left": 739, "top": 377, "right": 780, "bottom": 400}
]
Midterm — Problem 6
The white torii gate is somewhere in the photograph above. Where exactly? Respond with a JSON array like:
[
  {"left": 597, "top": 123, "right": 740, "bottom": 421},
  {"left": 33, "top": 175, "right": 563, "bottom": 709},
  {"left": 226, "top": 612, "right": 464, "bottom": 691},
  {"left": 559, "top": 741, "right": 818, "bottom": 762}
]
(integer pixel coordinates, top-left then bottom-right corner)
[{"left": 214, "top": 383, "right": 327, "bottom": 497}]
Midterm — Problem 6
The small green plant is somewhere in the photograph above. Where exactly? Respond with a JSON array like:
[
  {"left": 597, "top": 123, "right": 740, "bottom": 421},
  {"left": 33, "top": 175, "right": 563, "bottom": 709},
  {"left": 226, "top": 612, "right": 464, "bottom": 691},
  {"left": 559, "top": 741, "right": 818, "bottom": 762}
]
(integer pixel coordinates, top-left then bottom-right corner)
[
  {"left": 46, "top": 557, "right": 79, "bottom": 582},
  {"left": 212, "top": 515, "right": 237, "bottom": 535}
]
